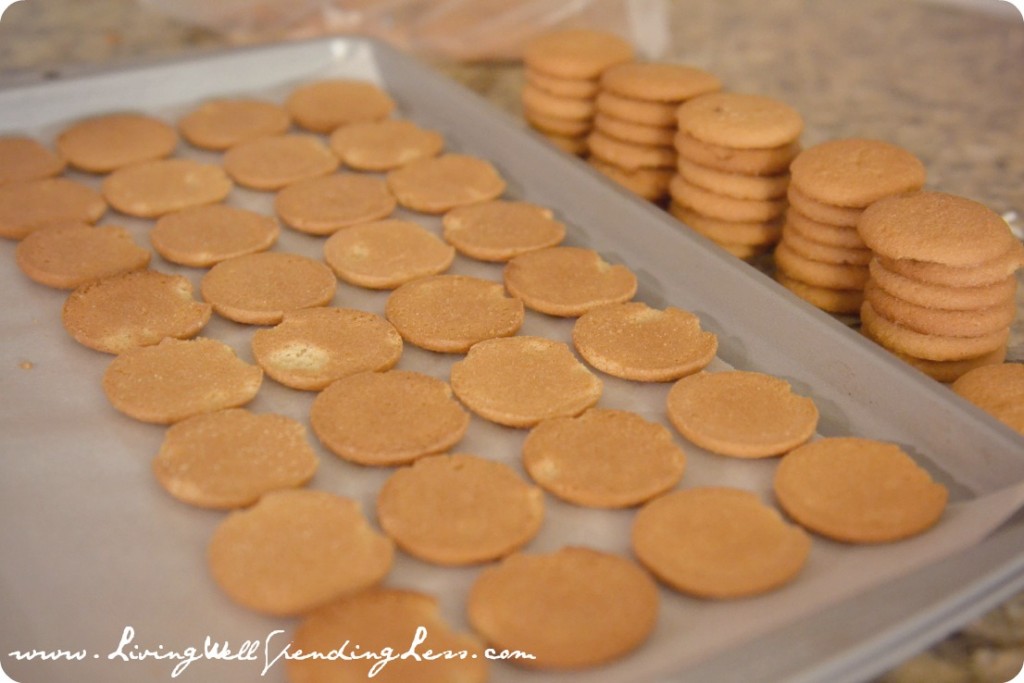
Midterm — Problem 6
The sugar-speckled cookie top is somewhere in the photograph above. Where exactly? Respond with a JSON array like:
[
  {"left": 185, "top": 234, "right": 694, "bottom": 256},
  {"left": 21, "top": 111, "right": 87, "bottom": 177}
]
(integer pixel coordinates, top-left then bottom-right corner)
[
  {"left": 504, "top": 246, "right": 638, "bottom": 317},
  {"left": 386, "top": 153, "right": 506, "bottom": 214},
  {"left": 789, "top": 138, "right": 926, "bottom": 208},
  {"left": 151, "top": 204, "right": 279, "bottom": 268},
  {"left": 599, "top": 62, "right": 722, "bottom": 102},
  {"left": 322, "top": 219, "right": 453, "bottom": 289},
  {"left": 442, "top": 200, "right": 566, "bottom": 262},
  {"left": 376, "top": 452, "right": 544, "bottom": 565},
  {"left": 467, "top": 546, "right": 658, "bottom": 669},
  {"left": 223, "top": 134, "right": 339, "bottom": 190},
  {"left": 285, "top": 79, "right": 396, "bottom": 133},
  {"left": 858, "top": 191, "right": 1022, "bottom": 268},
  {"left": 16, "top": 222, "right": 150, "bottom": 289},
  {"left": 773, "top": 437, "right": 948, "bottom": 543},
  {"left": 328, "top": 118, "right": 444, "bottom": 171},
  {"left": 523, "top": 29, "right": 635, "bottom": 80},
  {"left": 275, "top": 173, "right": 396, "bottom": 236},
  {"left": 177, "top": 97, "right": 291, "bottom": 151},
  {"left": 951, "top": 362, "right": 1024, "bottom": 435},
  {"left": 0, "top": 178, "right": 106, "bottom": 240},
  {"left": 0, "top": 136, "right": 65, "bottom": 184},
  {"left": 56, "top": 112, "right": 177, "bottom": 173},
  {"left": 101, "top": 158, "right": 233, "bottom": 218},
  {"left": 676, "top": 92, "right": 803, "bottom": 150}
]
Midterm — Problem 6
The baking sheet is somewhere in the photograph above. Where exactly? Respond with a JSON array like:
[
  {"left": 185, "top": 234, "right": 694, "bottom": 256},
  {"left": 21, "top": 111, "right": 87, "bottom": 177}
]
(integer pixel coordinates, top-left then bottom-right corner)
[{"left": 2, "top": 37, "right": 1024, "bottom": 683}]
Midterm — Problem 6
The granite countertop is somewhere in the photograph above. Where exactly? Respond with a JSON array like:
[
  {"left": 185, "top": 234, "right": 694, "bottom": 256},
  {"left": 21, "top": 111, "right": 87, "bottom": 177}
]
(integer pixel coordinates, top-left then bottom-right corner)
[{"left": 0, "top": 1, "right": 1022, "bottom": 681}]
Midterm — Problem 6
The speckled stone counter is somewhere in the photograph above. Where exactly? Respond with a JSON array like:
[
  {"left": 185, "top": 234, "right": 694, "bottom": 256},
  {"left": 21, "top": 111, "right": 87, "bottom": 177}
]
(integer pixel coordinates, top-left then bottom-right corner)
[{"left": 1, "top": 1, "right": 1022, "bottom": 681}]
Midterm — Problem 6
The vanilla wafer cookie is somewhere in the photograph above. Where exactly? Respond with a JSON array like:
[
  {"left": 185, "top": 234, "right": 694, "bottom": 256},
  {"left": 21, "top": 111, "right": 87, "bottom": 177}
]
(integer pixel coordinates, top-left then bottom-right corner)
[
  {"left": 868, "top": 258, "right": 1018, "bottom": 310},
  {"left": 467, "top": 547, "right": 658, "bottom": 669},
  {"left": 504, "top": 246, "right": 637, "bottom": 317},
  {"left": 450, "top": 336, "right": 602, "bottom": 428},
  {"left": 386, "top": 154, "right": 506, "bottom": 214},
  {"left": 632, "top": 487, "right": 810, "bottom": 598},
  {"left": 223, "top": 134, "right": 338, "bottom": 190},
  {"left": 322, "top": 219, "right": 454, "bottom": 289},
  {"left": 16, "top": 222, "right": 150, "bottom": 289},
  {"left": 666, "top": 370, "right": 819, "bottom": 457},
  {"left": 864, "top": 279, "right": 1016, "bottom": 338},
  {"left": 275, "top": 173, "right": 396, "bottom": 236},
  {"left": 310, "top": 370, "right": 470, "bottom": 466},
  {"left": 774, "top": 437, "right": 948, "bottom": 543},
  {"left": 572, "top": 302, "right": 717, "bottom": 381},
  {"left": 62, "top": 270, "right": 212, "bottom": 354},
  {"left": 0, "top": 136, "right": 65, "bottom": 184},
  {"left": 328, "top": 119, "right": 444, "bottom": 171},
  {"left": 0, "top": 178, "right": 106, "bottom": 240},
  {"left": 677, "top": 92, "right": 803, "bottom": 150},
  {"left": 523, "top": 28, "right": 635, "bottom": 80},
  {"left": 151, "top": 204, "right": 279, "bottom": 268},
  {"left": 251, "top": 307, "right": 402, "bottom": 391},
  {"left": 523, "top": 408, "right": 686, "bottom": 508},
  {"left": 674, "top": 131, "right": 800, "bottom": 176},
  {"left": 951, "top": 363, "right": 1024, "bottom": 434},
  {"left": 789, "top": 138, "right": 926, "bottom": 208},
  {"left": 102, "top": 158, "right": 233, "bottom": 218},
  {"left": 861, "top": 300, "right": 1010, "bottom": 361},
  {"left": 56, "top": 112, "right": 177, "bottom": 173},
  {"left": 442, "top": 200, "right": 566, "bottom": 262},
  {"left": 285, "top": 78, "right": 395, "bottom": 133},
  {"left": 102, "top": 337, "right": 262, "bottom": 424},
  {"left": 207, "top": 489, "right": 394, "bottom": 616},
  {"left": 178, "top": 97, "right": 291, "bottom": 151},
  {"left": 377, "top": 453, "right": 544, "bottom": 565},
  {"left": 153, "top": 408, "right": 318, "bottom": 509}
]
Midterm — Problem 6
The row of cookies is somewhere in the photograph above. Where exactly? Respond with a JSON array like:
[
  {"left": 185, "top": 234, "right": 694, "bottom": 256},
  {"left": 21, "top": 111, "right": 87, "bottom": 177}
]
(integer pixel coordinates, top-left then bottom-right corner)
[{"left": 3, "top": 76, "right": 954, "bottom": 678}]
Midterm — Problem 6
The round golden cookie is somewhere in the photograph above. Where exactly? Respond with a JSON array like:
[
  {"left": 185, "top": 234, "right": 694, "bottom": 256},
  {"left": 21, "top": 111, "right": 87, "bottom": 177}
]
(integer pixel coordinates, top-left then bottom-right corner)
[
  {"left": 385, "top": 274, "right": 524, "bottom": 353},
  {"left": 285, "top": 78, "right": 396, "bottom": 133},
  {"left": 876, "top": 247, "right": 1024, "bottom": 288},
  {"left": 251, "top": 307, "right": 402, "bottom": 391},
  {"left": 207, "top": 489, "right": 394, "bottom": 616},
  {"left": 62, "top": 270, "right": 212, "bottom": 354},
  {"left": 859, "top": 191, "right": 1020, "bottom": 268},
  {"left": 677, "top": 158, "right": 790, "bottom": 201},
  {"left": 177, "top": 97, "right": 291, "bottom": 151},
  {"left": 55, "top": 112, "right": 177, "bottom": 173},
  {"left": 773, "top": 437, "right": 949, "bottom": 543},
  {"left": 310, "top": 370, "right": 470, "bottom": 466},
  {"left": 786, "top": 185, "right": 864, "bottom": 229},
  {"left": 522, "top": 28, "right": 635, "bottom": 80},
  {"left": 781, "top": 223, "right": 872, "bottom": 266},
  {"left": 386, "top": 153, "right": 506, "bottom": 214},
  {"left": 524, "top": 108, "right": 593, "bottom": 137},
  {"left": 0, "top": 136, "right": 65, "bottom": 184},
  {"left": 666, "top": 370, "right": 819, "bottom": 457},
  {"left": 102, "top": 337, "right": 262, "bottom": 424},
  {"left": 572, "top": 302, "right": 717, "bottom": 382},
  {"left": 377, "top": 453, "right": 544, "bottom": 565},
  {"left": 774, "top": 241, "right": 870, "bottom": 290},
  {"left": 200, "top": 252, "right": 337, "bottom": 325},
  {"left": 222, "top": 134, "right": 339, "bottom": 191},
  {"left": 860, "top": 300, "right": 1010, "bottom": 361},
  {"left": 677, "top": 92, "right": 803, "bottom": 150},
  {"left": 632, "top": 487, "right": 811, "bottom": 598},
  {"left": 887, "top": 345, "right": 1007, "bottom": 384},
  {"left": 521, "top": 83, "right": 596, "bottom": 122},
  {"left": 785, "top": 205, "right": 866, "bottom": 248},
  {"left": 442, "top": 199, "right": 566, "bottom": 262},
  {"left": 587, "top": 131, "right": 676, "bottom": 171},
  {"left": 287, "top": 588, "right": 488, "bottom": 683},
  {"left": 275, "top": 173, "right": 396, "bottom": 236},
  {"left": 674, "top": 130, "right": 800, "bottom": 176},
  {"left": 150, "top": 204, "right": 279, "bottom": 268},
  {"left": 101, "top": 158, "right": 233, "bottom": 218},
  {"left": 522, "top": 408, "right": 686, "bottom": 508},
  {"left": 868, "top": 258, "right": 1018, "bottom": 310},
  {"left": 322, "top": 219, "right": 454, "bottom": 289},
  {"left": 589, "top": 158, "right": 673, "bottom": 200},
  {"left": 669, "top": 174, "right": 787, "bottom": 222},
  {"left": 526, "top": 69, "right": 600, "bottom": 99},
  {"left": 328, "top": 118, "right": 444, "bottom": 171},
  {"left": 776, "top": 272, "right": 864, "bottom": 315},
  {"left": 600, "top": 61, "right": 722, "bottom": 103},
  {"left": 593, "top": 113, "right": 675, "bottom": 147},
  {"left": 152, "top": 408, "right": 318, "bottom": 509},
  {"left": 450, "top": 336, "right": 602, "bottom": 428},
  {"left": 789, "top": 138, "right": 926, "bottom": 208},
  {"left": 504, "top": 246, "right": 638, "bottom": 318},
  {"left": 951, "top": 363, "right": 1024, "bottom": 433},
  {"left": 0, "top": 177, "right": 106, "bottom": 240},
  {"left": 595, "top": 91, "right": 679, "bottom": 127},
  {"left": 669, "top": 202, "right": 782, "bottom": 247},
  {"left": 864, "top": 279, "right": 1016, "bottom": 338},
  {"left": 15, "top": 222, "right": 150, "bottom": 289},
  {"left": 467, "top": 546, "right": 658, "bottom": 670}
]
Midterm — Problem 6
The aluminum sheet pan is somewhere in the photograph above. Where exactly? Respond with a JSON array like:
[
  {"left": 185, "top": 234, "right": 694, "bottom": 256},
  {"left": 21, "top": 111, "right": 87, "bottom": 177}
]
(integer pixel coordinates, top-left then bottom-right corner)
[{"left": 2, "top": 37, "right": 1023, "bottom": 683}]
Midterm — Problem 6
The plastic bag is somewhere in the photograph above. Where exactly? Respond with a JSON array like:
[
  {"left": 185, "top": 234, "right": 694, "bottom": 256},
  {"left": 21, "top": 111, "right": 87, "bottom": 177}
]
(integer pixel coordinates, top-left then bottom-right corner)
[{"left": 140, "top": 0, "right": 671, "bottom": 62}]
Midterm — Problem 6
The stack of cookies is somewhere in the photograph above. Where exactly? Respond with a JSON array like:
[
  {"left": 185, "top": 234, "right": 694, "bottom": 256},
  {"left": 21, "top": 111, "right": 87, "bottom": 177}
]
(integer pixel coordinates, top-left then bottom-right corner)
[
  {"left": 586, "top": 62, "right": 722, "bottom": 203},
  {"left": 670, "top": 92, "right": 802, "bottom": 260},
  {"left": 857, "top": 191, "right": 1023, "bottom": 382},
  {"left": 521, "top": 29, "right": 635, "bottom": 157},
  {"left": 775, "top": 138, "right": 926, "bottom": 314}
]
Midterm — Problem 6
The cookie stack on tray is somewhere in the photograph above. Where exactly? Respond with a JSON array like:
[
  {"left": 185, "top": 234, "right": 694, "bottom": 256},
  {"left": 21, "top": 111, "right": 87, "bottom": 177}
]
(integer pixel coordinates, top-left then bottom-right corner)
[
  {"left": 774, "top": 138, "right": 926, "bottom": 314},
  {"left": 669, "top": 92, "right": 802, "bottom": 260},
  {"left": 521, "top": 29, "right": 635, "bottom": 157},
  {"left": 857, "top": 191, "right": 1024, "bottom": 382},
  {"left": 586, "top": 62, "right": 722, "bottom": 203}
]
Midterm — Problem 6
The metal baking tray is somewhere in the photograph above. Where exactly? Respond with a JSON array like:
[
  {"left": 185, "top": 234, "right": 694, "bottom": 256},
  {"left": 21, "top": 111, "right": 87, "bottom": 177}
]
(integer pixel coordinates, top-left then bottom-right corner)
[{"left": 2, "top": 37, "right": 1023, "bottom": 683}]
